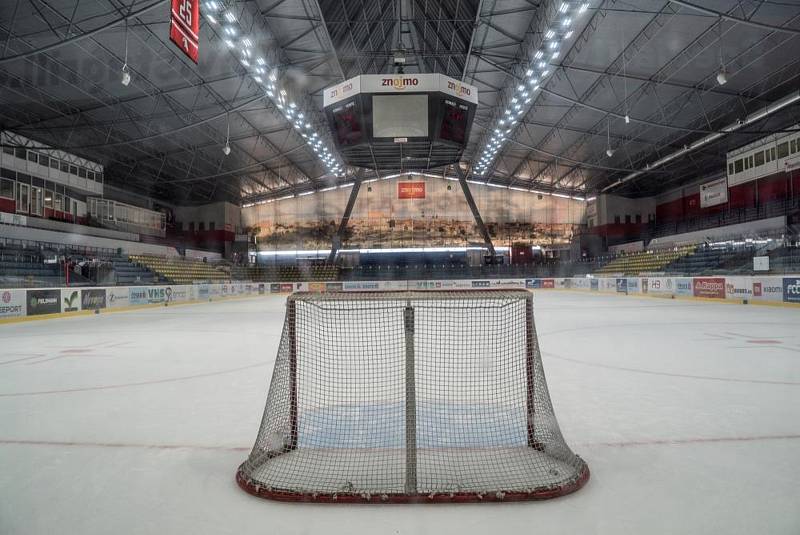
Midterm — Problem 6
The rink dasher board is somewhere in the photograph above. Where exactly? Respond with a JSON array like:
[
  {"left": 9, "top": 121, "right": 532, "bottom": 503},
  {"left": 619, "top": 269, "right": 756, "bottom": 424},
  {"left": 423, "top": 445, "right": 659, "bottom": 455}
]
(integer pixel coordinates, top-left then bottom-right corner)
[{"left": 1, "top": 275, "right": 799, "bottom": 323}]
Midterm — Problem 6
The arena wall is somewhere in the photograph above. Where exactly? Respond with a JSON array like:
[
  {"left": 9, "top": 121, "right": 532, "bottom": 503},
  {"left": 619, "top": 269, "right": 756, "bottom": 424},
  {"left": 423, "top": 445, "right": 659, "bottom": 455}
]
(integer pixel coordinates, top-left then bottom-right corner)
[{"left": 2, "top": 274, "right": 798, "bottom": 323}]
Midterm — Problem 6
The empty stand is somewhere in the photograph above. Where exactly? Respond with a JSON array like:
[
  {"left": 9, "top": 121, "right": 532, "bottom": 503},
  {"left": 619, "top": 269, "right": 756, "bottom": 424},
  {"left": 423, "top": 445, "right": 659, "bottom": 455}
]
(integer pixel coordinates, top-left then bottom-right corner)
[
  {"left": 594, "top": 246, "right": 695, "bottom": 275},
  {"left": 130, "top": 255, "right": 231, "bottom": 284}
]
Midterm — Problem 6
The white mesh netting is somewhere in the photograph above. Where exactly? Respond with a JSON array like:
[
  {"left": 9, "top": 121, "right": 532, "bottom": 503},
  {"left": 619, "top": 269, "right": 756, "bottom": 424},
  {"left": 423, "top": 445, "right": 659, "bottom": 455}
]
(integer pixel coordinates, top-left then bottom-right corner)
[{"left": 236, "top": 290, "right": 589, "bottom": 503}]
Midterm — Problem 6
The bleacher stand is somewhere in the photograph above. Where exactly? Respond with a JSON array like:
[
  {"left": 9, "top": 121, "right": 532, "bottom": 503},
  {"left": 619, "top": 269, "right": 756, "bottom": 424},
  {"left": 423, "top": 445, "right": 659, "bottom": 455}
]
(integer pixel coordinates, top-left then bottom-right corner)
[
  {"left": 664, "top": 243, "right": 757, "bottom": 276},
  {"left": 130, "top": 254, "right": 231, "bottom": 284},
  {"left": 768, "top": 245, "right": 800, "bottom": 274},
  {"left": 232, "top": 264, "right": 340, "bottom": 282},
  {"left": 594, "top": 245, "right": 695, "bottom": 275}
]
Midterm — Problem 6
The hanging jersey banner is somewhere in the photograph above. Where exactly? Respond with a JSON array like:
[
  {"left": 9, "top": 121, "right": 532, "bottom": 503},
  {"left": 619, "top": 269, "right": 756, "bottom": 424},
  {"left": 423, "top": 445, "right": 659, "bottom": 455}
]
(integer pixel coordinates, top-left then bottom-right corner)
[{"left": 170, "top": 0, "right": 199, "bottom": 63}]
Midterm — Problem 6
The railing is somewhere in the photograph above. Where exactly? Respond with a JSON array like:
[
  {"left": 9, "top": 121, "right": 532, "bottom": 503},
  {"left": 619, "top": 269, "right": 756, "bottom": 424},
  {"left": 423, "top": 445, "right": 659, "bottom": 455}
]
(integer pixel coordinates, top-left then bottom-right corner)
[{"left": 650, "top": 197, "right": 800, "bottom": 239}]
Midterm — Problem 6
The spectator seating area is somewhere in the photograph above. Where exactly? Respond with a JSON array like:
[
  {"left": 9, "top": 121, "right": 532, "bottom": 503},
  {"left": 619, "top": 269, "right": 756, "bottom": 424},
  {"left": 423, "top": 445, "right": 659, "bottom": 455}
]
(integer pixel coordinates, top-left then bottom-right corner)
[
  {"left": 232, "top": 265, "right": 340, "bottom": 282},
  {"left": 129, "top": 254, "right": 230, "bottom": 284},
  {"left": 663, "top": 244, "right": 757, "bottom": 275},
  {"left": 768, "top": 245, "right": 800, "bottom": 274},
  {"left": 0, "top": 242, "right": 61, "bottom": 287},
  {"left": 111, "top": 255, "right": 161, "bottom": 285},
  {"left": 594, "top": 245, "right": 695, "bottom": 275}
]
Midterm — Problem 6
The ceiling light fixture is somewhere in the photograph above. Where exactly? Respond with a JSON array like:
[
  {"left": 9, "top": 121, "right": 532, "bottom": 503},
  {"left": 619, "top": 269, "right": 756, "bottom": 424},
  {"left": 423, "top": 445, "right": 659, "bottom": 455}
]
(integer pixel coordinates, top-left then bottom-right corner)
[{"left": 121, "top": 22, "right": 131, "bottom": 86}]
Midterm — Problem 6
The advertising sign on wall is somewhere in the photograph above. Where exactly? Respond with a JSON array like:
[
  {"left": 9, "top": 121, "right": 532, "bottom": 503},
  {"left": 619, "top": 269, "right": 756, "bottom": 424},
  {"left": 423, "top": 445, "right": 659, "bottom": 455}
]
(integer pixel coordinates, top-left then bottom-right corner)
[
  {"left": 108, "top": 287, "right": 130, "bottom": 308},
  {"left": 724, "top": 277, "right": 753, "bottom": 300},
  {"left": 751, "top": 278, "right": 784, "bottom": 302},
  {"left": 693, "top": 277, "right": 726, "bottom": 299},
  {"left": 61, "top": 289, "right": 81, "bottom": 312},
  {"left": 699, "top": 177, "right": 728, "bottom": 208},
  {"left": 675, "top": 278, "right": 693, "bottom": 296},
  {"left": 616, "top": 278, "right": 628, "bottom": 293},
  {"left": 784, "top": 278, "right": 800, "bottom": 303},
  {"left": 81, "top": 289, "right": 107, "bottom": 310},
  {"left": 626, "top": 278, "right": 640, "bottom": 293},
  {"left": 129, "top": 287, "right": 148, "bottom": 305},
  {"left": 398, "top": 182, "right": 426, "bottom": 199},
  {"left": 27, "top": 289, "right": 60, "bottom": 316},
  {"left": 0, "top": 289, "right": 25, "bottom": 318},
  {"left": 146, "top": 287, "right": 167, "bottom": 304}
]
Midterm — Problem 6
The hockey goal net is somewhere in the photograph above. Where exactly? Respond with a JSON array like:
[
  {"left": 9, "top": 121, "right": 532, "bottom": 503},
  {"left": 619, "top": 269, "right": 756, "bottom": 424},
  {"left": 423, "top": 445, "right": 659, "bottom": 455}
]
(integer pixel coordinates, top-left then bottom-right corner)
[{"left": 237, "top": 290, "right": 589, "bottom": 503}]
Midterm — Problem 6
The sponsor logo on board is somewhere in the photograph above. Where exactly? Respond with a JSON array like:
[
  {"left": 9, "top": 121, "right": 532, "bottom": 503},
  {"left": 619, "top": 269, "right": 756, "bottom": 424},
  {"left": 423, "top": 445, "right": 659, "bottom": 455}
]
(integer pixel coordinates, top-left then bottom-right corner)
[
  {"left": 81, "top": 289, "right": 106, "bottom": 310},
  {"left": 129, "top": 288, "right": 148, "bottom": 305},
  {"left": 326, "top": 282, "right": 344, "bottom": 292},
  {"left": 590, "top": 279, "right": 599, "bottom": 291},
  {"left": 446, "top": 80, "right": 472, "bottom": 99},
  {"left": 27, "top": 289, "right": 60, "bottom": 316},
  {"left": 693, "top": 278, "right": 725, "bottom": 299},
  {"left": 541, "top": 279, "right": 555, "bottom": 289},
  {"left": 63, "top": 290, "right": 79, "bottom": 312},
  {"left": 381, "top": 77, "right": 420, "bottom": 90},
  {"left": 525, "top": 279, "right": 539, "bottom": 289},
  {"left": 472, "top": 280, "right": 490, "bottom": 288},
  {"left": 783, "top": 278, "right": 800, "bottom": 303},
  {"left": 616, "top": 278, "right": 628, "bottom": 293}
]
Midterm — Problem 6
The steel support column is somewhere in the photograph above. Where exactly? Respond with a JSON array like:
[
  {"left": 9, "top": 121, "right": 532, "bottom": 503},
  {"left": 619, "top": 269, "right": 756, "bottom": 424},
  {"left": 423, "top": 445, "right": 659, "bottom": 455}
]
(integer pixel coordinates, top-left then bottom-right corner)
[
  {"left": 455, "top": 166, "right": 496, "bottom": 258},
  {"left": 327, "top": 170, "right": 365, "bottom": 264}
]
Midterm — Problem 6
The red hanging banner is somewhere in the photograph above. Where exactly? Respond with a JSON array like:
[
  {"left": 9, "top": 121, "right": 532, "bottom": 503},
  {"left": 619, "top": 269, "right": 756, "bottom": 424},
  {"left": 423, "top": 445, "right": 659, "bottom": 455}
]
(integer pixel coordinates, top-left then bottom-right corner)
[
  {"left": 170, "top": 0, "right": 199, "bottom": 64},
  {"left": 398, "top": 182, "right": 425, "bottom": 199}
]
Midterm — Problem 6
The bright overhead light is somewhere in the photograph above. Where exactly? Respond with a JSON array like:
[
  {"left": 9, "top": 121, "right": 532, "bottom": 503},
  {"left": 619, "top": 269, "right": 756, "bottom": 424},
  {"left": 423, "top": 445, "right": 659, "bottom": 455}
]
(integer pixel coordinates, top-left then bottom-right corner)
[
  {"left": 559, "top": 2, "right": 569, "bottom": 13},
  {"left": 206, "top": 15, "right": 217, "bottom": 24},
  {"left": 625, "top": 114, "right": 630, "bottom": 124},
  {"left": 205, "top": 1, "right": 219, "bottom": 10},
  {"left": 257, "top": 57, "right": 266, "bottom": 65},
  {"left": 564, "top": 30, "right": 574, "bottom": 39},
  {"left": 579, "top": 3, "right": 589, "bottom": 14},
  {"left": 606, "top": 148, "right": 615, "bottom": 157},
  {"left": 716, "top": 66, "right": 727, "bottom": 86},
  {"left": 224, "top": 39, "right": 234, "bottom": 48},
  {"left": 535, "top": 50, "right": 544, "bottom": 59},
  {"left": 562, "top": 17, "right": 572, "bottom": 27},
  {"left": 545, "top": 30, "right": 555, "bottom": 39},
  {"left": 120, "top": 64, "right": 131, "bottom": 86},
  {"left": 223, "top": 142, "right": 231, "bottom": 156},
  {"left": 224, "top": 12, "right": 236, "bottom": 23}
]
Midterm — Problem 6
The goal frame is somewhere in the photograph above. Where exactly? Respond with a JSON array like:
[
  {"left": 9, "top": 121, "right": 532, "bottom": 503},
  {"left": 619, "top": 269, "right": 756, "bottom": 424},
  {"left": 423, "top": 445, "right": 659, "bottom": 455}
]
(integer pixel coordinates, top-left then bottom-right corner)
[{"left": 236, "top": 290, "right": 590, "bottom": 503}]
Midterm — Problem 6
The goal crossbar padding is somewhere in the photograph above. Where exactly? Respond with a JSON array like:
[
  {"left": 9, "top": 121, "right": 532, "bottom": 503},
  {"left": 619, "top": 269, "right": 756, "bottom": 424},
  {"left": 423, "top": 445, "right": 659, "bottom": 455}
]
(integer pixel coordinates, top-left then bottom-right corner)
[{"left": 237, "top": 290, "right": 589, "bottom": 502}]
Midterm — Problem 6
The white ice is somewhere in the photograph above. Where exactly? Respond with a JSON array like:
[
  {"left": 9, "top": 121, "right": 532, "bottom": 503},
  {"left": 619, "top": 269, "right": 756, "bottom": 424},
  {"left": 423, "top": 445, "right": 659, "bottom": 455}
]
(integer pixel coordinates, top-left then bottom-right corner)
[{"left": 0, "top": 291, "right": 798, "bottom": 534}]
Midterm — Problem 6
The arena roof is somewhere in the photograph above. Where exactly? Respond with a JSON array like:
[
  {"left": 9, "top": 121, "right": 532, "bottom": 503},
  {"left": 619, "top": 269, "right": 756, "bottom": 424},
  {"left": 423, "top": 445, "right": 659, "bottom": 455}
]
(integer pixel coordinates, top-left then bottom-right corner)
[{"left": 2, "top": 0, "right": 800, "bottom": 205}]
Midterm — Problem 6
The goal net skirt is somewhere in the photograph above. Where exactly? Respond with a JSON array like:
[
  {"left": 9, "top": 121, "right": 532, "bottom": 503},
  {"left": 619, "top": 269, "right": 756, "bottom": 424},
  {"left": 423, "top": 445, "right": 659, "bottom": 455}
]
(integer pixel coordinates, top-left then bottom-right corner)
[{"left": 237, "top": 290, "right": 589, "bottom": 503}]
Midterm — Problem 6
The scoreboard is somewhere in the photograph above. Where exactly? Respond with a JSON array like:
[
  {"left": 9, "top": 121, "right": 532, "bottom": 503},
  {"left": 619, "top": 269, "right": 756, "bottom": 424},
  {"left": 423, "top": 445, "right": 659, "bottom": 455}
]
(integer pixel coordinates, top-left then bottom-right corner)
[{"left": 323, "top": 74, "right": 478, "bottom": 170}]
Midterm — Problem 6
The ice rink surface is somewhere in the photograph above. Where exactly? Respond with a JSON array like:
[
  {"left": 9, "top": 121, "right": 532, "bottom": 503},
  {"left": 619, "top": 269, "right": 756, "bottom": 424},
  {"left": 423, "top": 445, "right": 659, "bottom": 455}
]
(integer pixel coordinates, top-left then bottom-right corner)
[{"left": 1, "top": 291, "right": 799, "bottom": 535}]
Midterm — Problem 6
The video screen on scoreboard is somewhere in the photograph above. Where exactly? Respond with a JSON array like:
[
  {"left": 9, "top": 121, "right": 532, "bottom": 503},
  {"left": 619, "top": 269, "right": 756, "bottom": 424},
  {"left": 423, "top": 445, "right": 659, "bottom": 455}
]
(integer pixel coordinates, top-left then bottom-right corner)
[
  {"left": 439, "top": 99, "right": 469, "bottom": 145},
  {"left": 331, "top": 101, "right": 364, "bottom": 146},
  {"left": 372, "top": 95, "right": 428, "bottom": 138}
]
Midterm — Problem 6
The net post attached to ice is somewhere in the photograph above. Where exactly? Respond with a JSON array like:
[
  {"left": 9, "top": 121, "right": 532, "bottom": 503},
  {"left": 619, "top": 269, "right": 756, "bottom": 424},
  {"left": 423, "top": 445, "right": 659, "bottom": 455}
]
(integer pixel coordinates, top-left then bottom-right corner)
[{"left": 236, "top": 290, "right": 589, "bottom": 503}]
